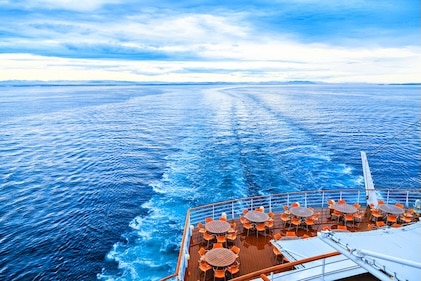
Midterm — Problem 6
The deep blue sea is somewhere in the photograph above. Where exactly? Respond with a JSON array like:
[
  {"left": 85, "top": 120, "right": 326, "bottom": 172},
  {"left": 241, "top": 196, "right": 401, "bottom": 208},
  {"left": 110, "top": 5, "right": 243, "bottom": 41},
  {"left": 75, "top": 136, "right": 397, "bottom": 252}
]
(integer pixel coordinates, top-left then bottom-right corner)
[{"left": 0, "top": 84, "right": 420, "bottom": 281}]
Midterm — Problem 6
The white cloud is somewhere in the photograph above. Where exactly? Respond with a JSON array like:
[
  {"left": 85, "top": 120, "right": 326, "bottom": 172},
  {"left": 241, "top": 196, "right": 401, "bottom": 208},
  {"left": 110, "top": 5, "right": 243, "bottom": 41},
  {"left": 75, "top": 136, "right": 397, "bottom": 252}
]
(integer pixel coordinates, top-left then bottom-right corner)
[
  {"left": 1, "top": 42, "right": 420, "bottom": 83},
  {"left": 0, "top": 11, "right": 251, "bottom": 59},
  {"left": 22, "top": 0, "right": 121, "bottom": 11},
  {"left": 109, "top": 13, "right": 250, "bottom": 44},
  {"left": 0, "top": 2, "right": 419, "bottom": 83}
]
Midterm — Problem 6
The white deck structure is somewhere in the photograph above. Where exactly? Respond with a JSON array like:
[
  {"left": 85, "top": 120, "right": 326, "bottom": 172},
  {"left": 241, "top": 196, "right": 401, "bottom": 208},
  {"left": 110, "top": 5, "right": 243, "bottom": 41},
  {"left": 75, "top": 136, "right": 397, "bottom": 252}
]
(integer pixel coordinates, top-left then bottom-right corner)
[
  {"left": 319, "top": 221, "right": 421, "bottom": 281},
  {"left": 266, "top": 221, "right": 421, "bottom": 281}
]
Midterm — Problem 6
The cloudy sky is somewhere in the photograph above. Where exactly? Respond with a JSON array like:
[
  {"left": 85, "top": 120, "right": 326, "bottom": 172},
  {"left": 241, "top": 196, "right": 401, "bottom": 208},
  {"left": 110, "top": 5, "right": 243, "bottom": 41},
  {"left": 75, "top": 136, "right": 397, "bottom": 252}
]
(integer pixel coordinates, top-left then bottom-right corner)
[{"left": 0, "top": 0, "right": 420, "bottom": 83}]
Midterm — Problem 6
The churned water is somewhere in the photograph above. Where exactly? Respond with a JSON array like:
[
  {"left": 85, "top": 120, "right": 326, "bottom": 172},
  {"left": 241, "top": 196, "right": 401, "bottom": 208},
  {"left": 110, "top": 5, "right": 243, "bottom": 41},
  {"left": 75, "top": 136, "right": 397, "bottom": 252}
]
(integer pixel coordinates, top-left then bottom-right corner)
[{"left": 0, "top": 84, "right": 419, "bottom": 281}]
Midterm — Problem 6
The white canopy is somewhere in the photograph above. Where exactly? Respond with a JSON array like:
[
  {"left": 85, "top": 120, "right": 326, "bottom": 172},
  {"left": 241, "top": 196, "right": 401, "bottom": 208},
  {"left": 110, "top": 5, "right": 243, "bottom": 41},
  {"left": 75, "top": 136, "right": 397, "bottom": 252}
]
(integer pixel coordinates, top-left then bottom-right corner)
[
  {"left": 266, "top": 222, "right": 421, "bottom": 281},
  {"left": 318, "top": 221, "right": 421, "bottom": 281}
]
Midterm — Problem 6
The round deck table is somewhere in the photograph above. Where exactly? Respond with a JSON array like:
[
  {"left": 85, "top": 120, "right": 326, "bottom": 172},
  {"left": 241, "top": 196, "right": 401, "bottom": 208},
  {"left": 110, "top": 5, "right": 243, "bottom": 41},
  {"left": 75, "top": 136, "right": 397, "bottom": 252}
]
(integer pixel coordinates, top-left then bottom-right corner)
[
  {"left": 334, "top": 203, "right": 358, "bottom": 214},
  {"left": 290, "top": 206, "right": 314, "bottom": 218},
  {"left": 205, "top": 248, "right": 237, "bottom": 268},
  {"left": 378, "top": 204, "right": 404, "bottom": 215},
  {"left": 244, "top": 211, "right": 269, "bottom": 223},
  {"left": 205, "top": 220, "right": 230, "bottom": 234}
]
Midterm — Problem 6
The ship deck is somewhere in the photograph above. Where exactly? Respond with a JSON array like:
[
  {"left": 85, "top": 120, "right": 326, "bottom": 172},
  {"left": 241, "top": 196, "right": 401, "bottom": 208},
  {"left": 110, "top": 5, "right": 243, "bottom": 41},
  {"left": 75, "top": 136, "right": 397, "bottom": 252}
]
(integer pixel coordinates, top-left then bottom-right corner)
[{"left": 184, "top": 206, "right": 417, "bottom": 281}]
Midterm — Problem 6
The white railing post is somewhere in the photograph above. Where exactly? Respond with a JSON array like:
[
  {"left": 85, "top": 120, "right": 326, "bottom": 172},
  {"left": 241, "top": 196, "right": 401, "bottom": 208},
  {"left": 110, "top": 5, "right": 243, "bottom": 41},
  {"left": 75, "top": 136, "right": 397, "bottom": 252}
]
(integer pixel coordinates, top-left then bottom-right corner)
[{"left": 231, "top": 201, "right": 235, "bottom": 220}]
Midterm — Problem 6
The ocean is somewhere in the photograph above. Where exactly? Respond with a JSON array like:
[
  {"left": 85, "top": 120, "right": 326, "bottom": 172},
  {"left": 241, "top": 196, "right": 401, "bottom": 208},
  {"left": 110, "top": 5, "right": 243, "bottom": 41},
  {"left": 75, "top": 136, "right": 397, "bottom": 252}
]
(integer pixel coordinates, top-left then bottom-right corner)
[{"left": 0, "top": 84, "right": 419, "bottom": 281}]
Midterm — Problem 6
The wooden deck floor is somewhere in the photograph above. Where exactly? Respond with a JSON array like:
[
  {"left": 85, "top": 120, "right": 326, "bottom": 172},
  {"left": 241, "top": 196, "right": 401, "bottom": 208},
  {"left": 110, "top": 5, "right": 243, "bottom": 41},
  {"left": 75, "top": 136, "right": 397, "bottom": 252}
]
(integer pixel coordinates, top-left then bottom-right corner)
[{"left": 184, "top": 206, "right": 381, "bottom": 281}]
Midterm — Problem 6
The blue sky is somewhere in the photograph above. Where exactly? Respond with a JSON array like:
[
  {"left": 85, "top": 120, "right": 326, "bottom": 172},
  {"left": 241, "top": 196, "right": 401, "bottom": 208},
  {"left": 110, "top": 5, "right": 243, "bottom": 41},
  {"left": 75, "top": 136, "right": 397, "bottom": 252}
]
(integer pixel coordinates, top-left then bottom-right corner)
[{"left": 0, "top": 0, "right": 420, "bottom": 83}]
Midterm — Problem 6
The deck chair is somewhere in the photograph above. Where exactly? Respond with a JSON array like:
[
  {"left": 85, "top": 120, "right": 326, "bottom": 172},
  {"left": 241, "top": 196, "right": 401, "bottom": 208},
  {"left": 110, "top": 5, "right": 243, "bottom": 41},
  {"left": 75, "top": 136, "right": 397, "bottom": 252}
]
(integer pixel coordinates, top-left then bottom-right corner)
[
  {"left": 255, "top": 223, "right": 266, "bottom": 237},
  {"left": 226, "top": 261, "right": 240, "bottom": 278},
  {"left": 273, "top": 232, "right": 282, "bottom": 241},
  {"left": 216, "top": 235, "right": 227, "bottom": 247},
  {"left": 304, "top": 218, "right": 315, "bottom": 231},
  {"left": 376, "top": 221, "right": 386, "bottom": 228},
  {"left": 213, "top": 268, "right": 226, "bottom": 281},
  {"left": 203, "top": 232, "right": 215, "bottom": 249},
  {"left": 212, "top": 242, "right": 223, "bottom": 249},
  {"left": 290, "top": 217, "right": 301, "bottom": 232},
  {"left": 344, "top": 213, "right": 354, "bottom": 227},
  {"left": 285, "top": 231, "right": 297, "bottom": 238},
  {"left": 280, "top": 213, "right": 291, "bottom": 227},
  {"left": 198, "top": 260, "right": 212, "bottom": 281},
  {"left": 337, "top": 225, "right": 347, "bottom": 231},
  {"left": 386, "top": 214, "right": 397, "bottom": 226},
  {"left": 231, "top": 245, "right": 241, "bottom": 260},
  {"left": 226, "top": 231, "right": 237, "bottom": 245},
  {"left": 242, "top": 222, "right": 254, "bottom": 236}
]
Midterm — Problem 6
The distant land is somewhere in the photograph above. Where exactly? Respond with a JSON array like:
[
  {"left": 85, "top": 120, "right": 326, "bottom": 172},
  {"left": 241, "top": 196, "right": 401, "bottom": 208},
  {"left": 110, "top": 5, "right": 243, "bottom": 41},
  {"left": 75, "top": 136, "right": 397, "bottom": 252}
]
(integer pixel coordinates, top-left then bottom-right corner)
[
  {"left": 0, "top": 80, "right": 317, "bottom": 86},
  {"left": 0, "top": 80, "right": 419, "bottom": 86}
]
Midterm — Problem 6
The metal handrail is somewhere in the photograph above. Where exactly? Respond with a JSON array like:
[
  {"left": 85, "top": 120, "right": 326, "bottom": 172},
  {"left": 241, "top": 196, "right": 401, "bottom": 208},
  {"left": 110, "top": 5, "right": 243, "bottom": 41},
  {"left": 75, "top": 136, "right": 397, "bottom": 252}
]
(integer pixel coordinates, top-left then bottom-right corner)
[
  {"left": 230, "top": 251, "right": 342, "bottom": 281},
  {"left": 189, "top": 188, "right": 420, "bottom": 225}
]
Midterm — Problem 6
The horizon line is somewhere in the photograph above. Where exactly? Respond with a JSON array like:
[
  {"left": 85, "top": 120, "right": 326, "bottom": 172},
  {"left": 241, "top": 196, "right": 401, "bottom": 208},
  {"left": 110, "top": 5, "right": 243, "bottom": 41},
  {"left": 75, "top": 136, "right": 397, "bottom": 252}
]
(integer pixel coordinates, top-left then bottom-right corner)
[{"left": 1, "top": 80, "right": 420, "bottom": 86}]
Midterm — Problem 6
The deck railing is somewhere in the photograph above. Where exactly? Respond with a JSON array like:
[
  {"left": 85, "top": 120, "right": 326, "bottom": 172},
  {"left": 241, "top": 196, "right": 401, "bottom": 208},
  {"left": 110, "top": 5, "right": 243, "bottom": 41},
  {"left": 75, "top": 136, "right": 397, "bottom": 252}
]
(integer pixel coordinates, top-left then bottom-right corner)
[
  {"left": 189, "top": 188, "right": 420, "bottom": 225},
  {"left": 161, "top": 188, "right": 421, "bottom": 281}
]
